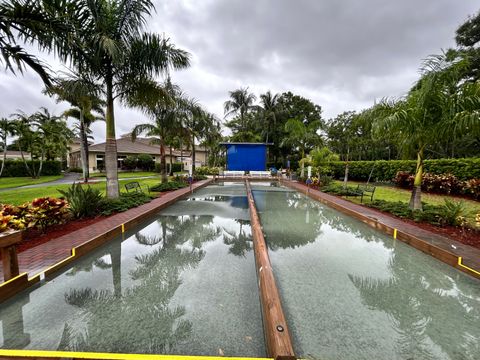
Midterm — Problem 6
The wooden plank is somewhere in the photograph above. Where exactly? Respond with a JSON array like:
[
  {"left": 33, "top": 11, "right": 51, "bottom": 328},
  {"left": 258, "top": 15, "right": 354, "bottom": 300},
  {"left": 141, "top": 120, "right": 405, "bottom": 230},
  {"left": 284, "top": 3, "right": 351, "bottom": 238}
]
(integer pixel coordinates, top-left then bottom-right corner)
[{"left": 245, "top": 181, "right": 296, "bottom": 360}]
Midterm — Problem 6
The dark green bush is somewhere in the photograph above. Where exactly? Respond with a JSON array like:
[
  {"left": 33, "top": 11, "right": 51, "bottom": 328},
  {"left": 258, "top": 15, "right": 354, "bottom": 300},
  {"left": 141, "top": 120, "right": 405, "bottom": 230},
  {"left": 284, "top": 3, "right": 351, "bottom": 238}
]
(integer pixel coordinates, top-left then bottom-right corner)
[
  {"left": 330, "top": 158, "right": 480, "bottom": 181},
  {"left": 154, "top": 162, "right": 183, "bottom": 173},
  {"left": 122, "top": 156, "right": 137, "bottom": 170},
  {"left": 0, "top": 160, "right": 62, "bottom": 177},
  {"left": 137, "top": 154, "right": 155, "bottom": 171},
  {"left": 58, "top": 183, "right": 103, "bottom": 219},
  {"left": 68, "top": 167, "right": 83, "bottom": 173},
  {"left": 100, "top": 192, "right": 153, "bottom": 216},
  {"left": 150, "top": 181, "right": 188, "bottom": 192}
]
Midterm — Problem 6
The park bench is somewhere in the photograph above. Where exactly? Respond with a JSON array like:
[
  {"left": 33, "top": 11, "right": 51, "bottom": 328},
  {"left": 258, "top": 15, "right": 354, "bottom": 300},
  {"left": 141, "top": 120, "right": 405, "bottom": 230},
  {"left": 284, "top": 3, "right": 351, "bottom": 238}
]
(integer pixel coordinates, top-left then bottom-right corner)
[
  {"left": 125, "top": 181, "right": 149, "bottom": 193},
  {"left": 348, "top": 184, "right": 376, "bottom": 203}
]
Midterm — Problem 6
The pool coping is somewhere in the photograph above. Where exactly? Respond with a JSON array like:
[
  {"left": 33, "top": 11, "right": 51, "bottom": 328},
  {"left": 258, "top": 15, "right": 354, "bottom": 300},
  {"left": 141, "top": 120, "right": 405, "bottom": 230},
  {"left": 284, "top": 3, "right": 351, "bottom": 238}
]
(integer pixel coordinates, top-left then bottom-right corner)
[
  {"left": 0, "top": 179, "right": 214, "bottom": 303},
  {"left": 281, "top": 179, "right": 480, "bottom": 280}
]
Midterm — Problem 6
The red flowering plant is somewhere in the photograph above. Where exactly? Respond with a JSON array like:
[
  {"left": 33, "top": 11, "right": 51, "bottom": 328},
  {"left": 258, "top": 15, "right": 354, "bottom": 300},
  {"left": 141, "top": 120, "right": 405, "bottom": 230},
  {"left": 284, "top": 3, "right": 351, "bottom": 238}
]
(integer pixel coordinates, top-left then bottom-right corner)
[{"left": 27, "top": 197, "right": 70, "bottom": 231}]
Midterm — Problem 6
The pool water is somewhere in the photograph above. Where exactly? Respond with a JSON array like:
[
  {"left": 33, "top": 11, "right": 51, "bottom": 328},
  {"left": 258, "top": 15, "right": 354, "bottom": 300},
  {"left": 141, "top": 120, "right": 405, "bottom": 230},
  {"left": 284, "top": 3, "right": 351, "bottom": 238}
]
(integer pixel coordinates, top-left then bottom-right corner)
[
  {"left": 252, "top": 184, "right": 480, "bottom": 360},
  {"left": 0, "top": 183, "right": 265, "bottom": 357}
]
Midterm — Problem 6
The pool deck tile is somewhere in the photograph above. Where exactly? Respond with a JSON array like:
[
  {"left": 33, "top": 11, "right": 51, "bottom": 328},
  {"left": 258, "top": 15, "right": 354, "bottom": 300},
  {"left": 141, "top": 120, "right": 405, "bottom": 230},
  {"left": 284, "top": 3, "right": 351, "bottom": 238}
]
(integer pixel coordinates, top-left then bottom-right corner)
[
  {"left": 0, "top": 180, "right": 211, "bottom": 281},
  {"left": 285, "top": 180, "right": 480, "bottom": 274}
]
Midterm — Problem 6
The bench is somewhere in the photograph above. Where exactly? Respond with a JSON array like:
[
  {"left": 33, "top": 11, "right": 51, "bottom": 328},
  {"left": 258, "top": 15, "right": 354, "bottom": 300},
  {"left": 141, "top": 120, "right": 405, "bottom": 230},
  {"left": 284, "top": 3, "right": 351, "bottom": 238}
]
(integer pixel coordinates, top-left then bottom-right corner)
[
  {"left": 222, "top": 171, "right": 244, "bottom": 178},
  {"left": 249, "top": 171, "right": 271, "bottom": 178},
  {"left": 348, "top": 184, "right": 376, "bottom": 203},
  {"left": 125, "top": 181, "right": 149, "bottom": 193}
]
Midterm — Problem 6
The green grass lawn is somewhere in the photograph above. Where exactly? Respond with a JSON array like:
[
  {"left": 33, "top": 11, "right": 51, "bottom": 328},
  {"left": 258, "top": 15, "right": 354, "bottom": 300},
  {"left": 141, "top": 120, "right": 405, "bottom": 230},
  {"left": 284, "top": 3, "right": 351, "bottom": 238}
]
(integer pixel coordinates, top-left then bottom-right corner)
[
  {"left": 0, "top": 175, "right": 63, "bottom": 190},
  {"left": 335, "top": 180, "right": 480, "bottom": 225},
  {"left": 90, "top": 171, "right": 158, "bottom": 179},
  {"left": 0, "top": 178, "right": 163, "bottom": 205}
]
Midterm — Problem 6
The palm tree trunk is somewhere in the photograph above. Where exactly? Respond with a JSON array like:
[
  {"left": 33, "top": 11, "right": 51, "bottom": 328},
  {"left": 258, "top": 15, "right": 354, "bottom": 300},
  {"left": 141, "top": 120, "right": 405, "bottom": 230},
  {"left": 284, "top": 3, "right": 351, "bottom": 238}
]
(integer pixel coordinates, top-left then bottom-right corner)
[
  {"left": 300, "top": 148, "right": 305, "bottom": 178},
  {"left": 0, "top": 135, "right": 6, "bottom": 177},
  {"left": 18, "top": 142, "right": 31, "bottom": 176},
  {"left": 37, "top": 145, "right": 46, "bottom": 178},
  {"left": 409, "top": 147, "right": 424, "bottom": 211},
  {"left": 343, "top": 145, "right": 350, "bottom": 189},
  {"left": 180, "top": 138, "right": 183, "bottom": 172},
  {"left": 79, "top": 110, "right": 89, "bottom": 183},
  {"left": 169, "top": 146, "right": 173, "bottom": 175},
  {"left": 192, "top": 134, "right": 196, "bottom": 174},
  {"left": 160, "top": 139, "right": 167, "bottom": 183},
  {"left": 105, "top": 70, "right": 119, "bottom": 198}
]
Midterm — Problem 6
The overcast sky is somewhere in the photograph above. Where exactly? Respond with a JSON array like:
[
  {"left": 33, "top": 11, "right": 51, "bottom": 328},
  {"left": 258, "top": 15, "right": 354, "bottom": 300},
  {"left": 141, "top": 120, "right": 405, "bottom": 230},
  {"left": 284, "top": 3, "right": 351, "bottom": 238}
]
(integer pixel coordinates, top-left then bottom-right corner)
[{"left": 0, "top": 0, "right": 478, "bottom": 143}]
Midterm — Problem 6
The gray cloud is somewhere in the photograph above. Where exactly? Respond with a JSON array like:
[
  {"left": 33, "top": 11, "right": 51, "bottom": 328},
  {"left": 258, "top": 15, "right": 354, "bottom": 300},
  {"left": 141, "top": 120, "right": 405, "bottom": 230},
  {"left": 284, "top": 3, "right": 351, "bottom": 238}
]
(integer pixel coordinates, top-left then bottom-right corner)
[{"left": 1, "top": 0, "right": 478, "bottom": 143}]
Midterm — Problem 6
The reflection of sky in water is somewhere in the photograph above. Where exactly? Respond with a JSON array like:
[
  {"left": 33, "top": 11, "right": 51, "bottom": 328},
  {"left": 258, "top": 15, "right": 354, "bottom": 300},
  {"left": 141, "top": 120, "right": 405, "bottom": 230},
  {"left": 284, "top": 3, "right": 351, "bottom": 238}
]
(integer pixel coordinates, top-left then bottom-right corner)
[
  {"left": 0, "top": 183, "right": 264, "bottom": 357},
  {"left": 253, "top": 187, "right": 480, "bottom": 360}
]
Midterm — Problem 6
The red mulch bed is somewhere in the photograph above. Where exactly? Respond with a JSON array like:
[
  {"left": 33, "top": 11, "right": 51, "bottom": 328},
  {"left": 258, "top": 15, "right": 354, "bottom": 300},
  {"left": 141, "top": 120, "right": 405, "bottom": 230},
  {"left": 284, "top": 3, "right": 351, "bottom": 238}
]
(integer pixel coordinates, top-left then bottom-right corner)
[{"left": 17, "top": 216, "right": 107, "bottom": 253}]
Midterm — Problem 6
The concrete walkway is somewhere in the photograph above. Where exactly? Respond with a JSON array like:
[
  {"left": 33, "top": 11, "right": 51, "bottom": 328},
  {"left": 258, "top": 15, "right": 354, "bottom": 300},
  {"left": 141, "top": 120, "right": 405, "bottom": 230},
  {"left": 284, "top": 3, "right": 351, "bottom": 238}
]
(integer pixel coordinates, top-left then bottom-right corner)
[
  {"left": 0, "top": 180, "right": 210, "bottom": 281},
  {"left": 286, "top": 180, "right": 480, "bottom": 274}
]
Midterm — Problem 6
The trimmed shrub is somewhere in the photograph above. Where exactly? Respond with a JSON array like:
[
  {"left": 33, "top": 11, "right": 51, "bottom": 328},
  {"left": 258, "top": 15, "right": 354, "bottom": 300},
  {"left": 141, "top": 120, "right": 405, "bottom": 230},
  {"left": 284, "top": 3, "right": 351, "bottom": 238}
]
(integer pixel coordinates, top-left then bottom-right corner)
[
  {"left": 68, "top": 167, "right": 83, "bottom": 173},
  {"left": 150, "top": 181, "right": 187, "bottom": 192},
  {"left": 330, "top": 158, "right": 480, "bottom": 181},
  {"left": 100, "top": 192, "right": 153, "bottom": 216},
  {"left": 0, "top": 160, "right": 62, "bottom": 177}
]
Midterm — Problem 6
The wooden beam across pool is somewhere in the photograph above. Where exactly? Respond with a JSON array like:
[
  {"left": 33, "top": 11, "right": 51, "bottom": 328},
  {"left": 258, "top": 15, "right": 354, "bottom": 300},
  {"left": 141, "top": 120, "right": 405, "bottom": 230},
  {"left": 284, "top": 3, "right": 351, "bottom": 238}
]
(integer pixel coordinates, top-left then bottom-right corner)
[{"left": 245, "top": 181, "right": 296, "bottom": 360}]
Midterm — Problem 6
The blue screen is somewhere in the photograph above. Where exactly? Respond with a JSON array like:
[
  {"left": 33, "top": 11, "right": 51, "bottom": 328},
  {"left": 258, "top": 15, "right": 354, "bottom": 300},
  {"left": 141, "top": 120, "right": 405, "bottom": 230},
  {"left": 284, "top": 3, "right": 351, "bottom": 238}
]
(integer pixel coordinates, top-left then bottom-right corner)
[{"left": 226, "top": 144, "right": 267, "bottom": 171}]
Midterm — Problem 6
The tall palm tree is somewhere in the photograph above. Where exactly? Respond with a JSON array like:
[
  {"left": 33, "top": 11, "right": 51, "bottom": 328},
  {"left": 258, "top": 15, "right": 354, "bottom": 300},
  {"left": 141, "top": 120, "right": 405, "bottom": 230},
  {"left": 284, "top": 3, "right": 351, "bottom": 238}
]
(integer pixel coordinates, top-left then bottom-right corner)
[
  {"left": 373, "top": 54, "right": 480, "bottom": 210},
  {"left": 46, "top": 75, "right": 105, "bottom": 181},
  {"left": 224, "top": 87, "right": 257, "bottom": 133},
  {"left": 0, "top": 117, "right": 16, "bottom": 177},
  {"left": 259, "top": 90, "right": 281, "bottom": 144},
  {"left": 71, "top": 0, "right": 190, "bottom": 198}
]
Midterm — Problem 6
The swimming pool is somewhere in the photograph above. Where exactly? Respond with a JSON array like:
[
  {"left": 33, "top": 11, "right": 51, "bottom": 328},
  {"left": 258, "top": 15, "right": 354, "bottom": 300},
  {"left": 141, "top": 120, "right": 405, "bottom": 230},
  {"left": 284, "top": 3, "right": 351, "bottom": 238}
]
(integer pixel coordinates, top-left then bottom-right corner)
[
  {"left": 1, "top": 181, "right": 479, "bottom": 360},
  {"left": 252, "top": 183, "right": 480, "bottom": 360},
  {"left": 0, "top": 183, "right": 265, "bottom": 357}
]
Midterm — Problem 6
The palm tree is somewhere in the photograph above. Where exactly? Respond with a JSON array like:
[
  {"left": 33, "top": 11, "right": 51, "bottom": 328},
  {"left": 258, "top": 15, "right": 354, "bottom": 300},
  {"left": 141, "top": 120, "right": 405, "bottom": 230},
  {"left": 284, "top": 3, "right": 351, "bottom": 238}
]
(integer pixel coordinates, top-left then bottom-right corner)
[
  {"left": 0, "top": 0, "right": 77, "bottom": 85},
  {"left": 46, "top": 75, "right": 105, "bottom": 181},
  {"left": 224, "top": 87, "right": 257, "bottom": 133},
  {"left": 71, "top": 0, "right": 190, "bottom": 198},
  {"left": 131, "top": 81, "right": 180, "bottom": 183},
  {"left": 12, "top": 108, "right": 72, "bottom": 178},
  {"left": 259, "top": 91, "right": 281, "bottom": 143},
  {"left": 282, "top": 117, "right": 322, "bottom": 177},
  {"left": 373, "top": 54, "right": 480, "bottom": 210},
  {"left": 0, "top": 117, "right": 16, "bottom": 177}
]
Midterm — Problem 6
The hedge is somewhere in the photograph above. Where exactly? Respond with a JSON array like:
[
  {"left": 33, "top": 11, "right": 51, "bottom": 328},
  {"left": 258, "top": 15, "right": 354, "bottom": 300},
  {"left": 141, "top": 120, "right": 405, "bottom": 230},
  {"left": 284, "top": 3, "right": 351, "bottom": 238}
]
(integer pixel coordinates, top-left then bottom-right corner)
[
  {"left": 155, "top": 162, "right": 183, "bottom": 173},
  {"left": 330, "top": 158, "right": 480, "bottom": 181},
  {"left": 0, "top": 160, "right": 62, "bottom": 177}
]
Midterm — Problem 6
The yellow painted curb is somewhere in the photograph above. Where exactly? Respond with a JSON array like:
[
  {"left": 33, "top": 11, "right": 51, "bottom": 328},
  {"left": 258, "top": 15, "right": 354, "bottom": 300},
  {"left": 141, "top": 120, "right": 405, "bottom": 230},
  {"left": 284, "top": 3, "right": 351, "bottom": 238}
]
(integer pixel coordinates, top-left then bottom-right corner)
[
  {"left": 0, "top": 272, "right": 28, "bottom": 287},
  {"left": 458, "top": 257, "right": 480, "bottom": 276},
  {"left": 0, "top": 349, "right": 270, "bottom": 360}
]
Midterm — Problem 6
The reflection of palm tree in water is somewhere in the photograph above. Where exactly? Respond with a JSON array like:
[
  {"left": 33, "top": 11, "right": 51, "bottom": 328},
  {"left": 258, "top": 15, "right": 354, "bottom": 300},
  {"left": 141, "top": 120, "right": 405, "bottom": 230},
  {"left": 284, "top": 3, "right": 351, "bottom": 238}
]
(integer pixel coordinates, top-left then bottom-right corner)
[
  {"left": 349, "top": 255, "right": 480, "bottom": 360},
  {"left": 59, "top": 215, "right": 221, "bottom": 354},
  {"left": 223, "top": 219, "right": 253, "bottom": 257}
]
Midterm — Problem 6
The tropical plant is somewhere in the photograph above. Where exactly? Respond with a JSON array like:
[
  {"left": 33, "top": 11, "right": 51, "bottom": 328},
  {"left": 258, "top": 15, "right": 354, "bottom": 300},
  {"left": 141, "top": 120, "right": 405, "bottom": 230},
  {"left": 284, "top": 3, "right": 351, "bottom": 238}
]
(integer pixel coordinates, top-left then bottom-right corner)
[
  {"left": 58, "top": 183, "right": 103, "bottom": 219},
  {"left": 69, "top": 0, "right": 190, "bottom": 198},
  {"left": 11, "top": 108, "right": 73, "bottom": 178},
  {"left": 282, "top": 117, "right": 323, "bottom": 177},
  {"left": 46, "top": 74, "right": 105, "bottom": 181},
  {"left": 224, "top": 87, "right": 257, "bottom": 134},
  {"left": 373, "top": 54, "right": 480, "bottom": 210},
  {"left": 0, "top": 0, "right": 78, "bottom": 85},
  {"left": 259, "top": 90, "right": 281, "bottom": 144}
]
